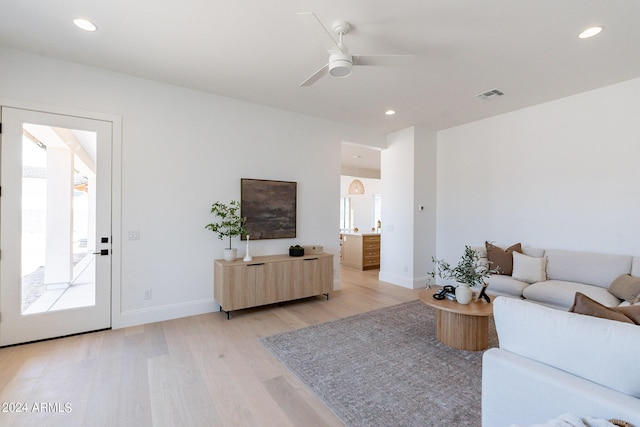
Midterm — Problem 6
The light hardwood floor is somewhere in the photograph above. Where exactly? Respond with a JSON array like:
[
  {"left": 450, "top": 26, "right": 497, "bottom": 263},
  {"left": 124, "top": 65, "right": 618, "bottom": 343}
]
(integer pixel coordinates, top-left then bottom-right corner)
[{"left": 0, "top": 268, "right": 421, "bottom": 427}]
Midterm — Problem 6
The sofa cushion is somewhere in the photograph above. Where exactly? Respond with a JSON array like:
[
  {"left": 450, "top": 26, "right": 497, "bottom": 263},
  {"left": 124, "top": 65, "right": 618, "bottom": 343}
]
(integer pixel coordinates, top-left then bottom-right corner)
[
  {"left": 486, "top": 274, "right": 529, "bottom": 298},
  {"left": 569, "top": 292, "right": 636, "bottom": 324},
  {"left": 608, "top": 274, "right": 640, "bottom": 304},
  {"left": 632, "top": 257, "right": 640, "bottom": 277},
  {"left": 522, "top": 280, "right": 622, "bottom": 310},
  {"left": 522, "top": 247, "right": 545, "bottom": 258},
  {"left": 545, "top": 249, "right": 632, "bottom": 288},
  {"left": 512, "top": 252, "right": 547, "bottom": 284},
  {"left": 493, "top": 296, "right": 640, "bottom": 399},
  {"left": 486, "top": 242, "right": 522, "bottom": 275}
]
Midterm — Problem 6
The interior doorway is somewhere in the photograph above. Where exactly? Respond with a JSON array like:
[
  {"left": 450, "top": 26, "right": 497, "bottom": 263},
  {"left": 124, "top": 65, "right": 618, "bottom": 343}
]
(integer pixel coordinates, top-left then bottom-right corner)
[{"left": 339, "top": 143, "right": 382, "bottom": 234}]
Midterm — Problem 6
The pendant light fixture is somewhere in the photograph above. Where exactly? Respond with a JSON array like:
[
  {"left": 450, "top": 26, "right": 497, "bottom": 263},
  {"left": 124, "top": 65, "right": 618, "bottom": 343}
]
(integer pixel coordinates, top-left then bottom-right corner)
[{"left": 348, "top": 155, "right": 365, "bottom": 195}]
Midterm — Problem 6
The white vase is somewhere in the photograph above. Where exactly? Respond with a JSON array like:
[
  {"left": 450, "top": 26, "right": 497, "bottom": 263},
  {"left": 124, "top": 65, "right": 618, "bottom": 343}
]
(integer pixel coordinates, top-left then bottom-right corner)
[
  {"left": 243, "top": 235, "right": 252, "bottom": 262},
  {"left": 455, "top": 283, "right": 473, "bottom": 304},
  {"left": 223, "top": 248, "right": 237, "bottom": 262}
]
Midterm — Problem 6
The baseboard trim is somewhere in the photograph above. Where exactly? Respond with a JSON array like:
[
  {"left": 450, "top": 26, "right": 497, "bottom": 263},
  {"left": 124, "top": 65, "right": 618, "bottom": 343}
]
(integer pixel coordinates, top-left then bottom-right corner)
[
  {"left": 115, "top": 299, "right": 218, "bottom": 329},
  {"left": 412, "top": 275, "right": 430, "bottom": 289},
  {"left": 114, "top": 282, "right": 345, "bottom": 328},
  {"left": 378, "top": 271, "right": 428, "bottom": 290}
]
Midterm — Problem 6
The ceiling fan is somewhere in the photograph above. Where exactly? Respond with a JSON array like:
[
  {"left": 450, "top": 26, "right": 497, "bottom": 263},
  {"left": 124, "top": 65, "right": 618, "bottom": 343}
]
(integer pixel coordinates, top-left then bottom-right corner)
[{"left": 297, "top": 12, "right": 414, "bottom": 87}]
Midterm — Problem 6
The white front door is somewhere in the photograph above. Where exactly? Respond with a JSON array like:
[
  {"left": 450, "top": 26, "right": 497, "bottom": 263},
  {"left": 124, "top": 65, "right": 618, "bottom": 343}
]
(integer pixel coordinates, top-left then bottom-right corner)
[{"left": 0, "top": 107, "right": 112, "bottom": 346}]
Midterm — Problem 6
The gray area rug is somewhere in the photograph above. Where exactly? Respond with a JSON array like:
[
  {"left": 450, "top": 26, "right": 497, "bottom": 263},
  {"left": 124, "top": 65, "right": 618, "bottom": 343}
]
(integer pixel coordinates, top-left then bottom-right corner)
[{"left": 260, "top": 299, "right": 498, "bottom": 427}]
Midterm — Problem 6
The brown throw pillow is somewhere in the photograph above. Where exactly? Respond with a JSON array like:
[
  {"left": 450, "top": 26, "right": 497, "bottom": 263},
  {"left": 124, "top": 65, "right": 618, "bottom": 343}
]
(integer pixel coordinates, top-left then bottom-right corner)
[
  {"left": 609, "top": 421, "right": 633, "bottom": 427},
  {"left": 616, "top": 305, "right": 640, "bottom": 324},
  {"left": 485, "top": 242, "right": 522, "bottom": 275},
  {"left": 569, "top": 292, "right": 639, "bottom": 325},
  {"left": 608, "top": 274, "right": 640, "bottom": 304}
]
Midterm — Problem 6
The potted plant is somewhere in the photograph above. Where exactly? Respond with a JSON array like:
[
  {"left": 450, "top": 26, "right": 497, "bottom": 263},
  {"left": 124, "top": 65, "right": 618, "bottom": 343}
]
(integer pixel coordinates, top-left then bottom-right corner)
[
  {"left": 429, "top": 245, "right": 497, "bottom": 304},
  {"left": 205, "top": 200, "right": 247, "bottom": 261}
]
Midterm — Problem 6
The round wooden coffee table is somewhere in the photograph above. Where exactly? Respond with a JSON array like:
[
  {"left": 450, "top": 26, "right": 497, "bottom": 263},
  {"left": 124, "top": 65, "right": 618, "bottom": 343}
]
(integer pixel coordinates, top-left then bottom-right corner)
[{"left": 419, "top": 288, "right": 493, "bottom": 351}]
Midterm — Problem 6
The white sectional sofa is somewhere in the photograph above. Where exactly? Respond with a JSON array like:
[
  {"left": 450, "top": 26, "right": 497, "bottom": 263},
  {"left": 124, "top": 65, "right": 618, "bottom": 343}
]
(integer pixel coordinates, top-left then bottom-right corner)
[
  {"left": 482, "top": 297, "right": 640, "bottom": 427},
  {"left": 476, "top": 245, "right": 640, "bottom": 310}
]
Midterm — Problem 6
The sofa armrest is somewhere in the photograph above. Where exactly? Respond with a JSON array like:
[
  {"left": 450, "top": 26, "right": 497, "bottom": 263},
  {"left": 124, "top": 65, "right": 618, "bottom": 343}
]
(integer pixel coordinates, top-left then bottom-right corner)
[
  {"left": 482, "top": 348, "right": 640, "bottom": 427},
  {"left": 493, "top": 297, "right": 640, "bottom": 398}
]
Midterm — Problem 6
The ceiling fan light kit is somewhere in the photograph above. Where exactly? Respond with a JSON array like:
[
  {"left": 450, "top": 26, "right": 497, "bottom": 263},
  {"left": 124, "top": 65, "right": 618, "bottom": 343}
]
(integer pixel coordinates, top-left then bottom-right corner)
[{"left": 329, "top": 53, "right": 352, "bottom": 77}]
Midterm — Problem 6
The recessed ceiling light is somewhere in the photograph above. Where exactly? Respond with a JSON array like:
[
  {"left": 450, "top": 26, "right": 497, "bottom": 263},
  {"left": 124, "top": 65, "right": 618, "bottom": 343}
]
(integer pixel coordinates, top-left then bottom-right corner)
[
  {"left": 73, "top": 18, "right": 97, "bottom": 32},
  {"left": 578, "top": 26, "right": 603, "bottom": 39},
  {"left": 385, "top": 109, "right": 396, "bottom": 116}
]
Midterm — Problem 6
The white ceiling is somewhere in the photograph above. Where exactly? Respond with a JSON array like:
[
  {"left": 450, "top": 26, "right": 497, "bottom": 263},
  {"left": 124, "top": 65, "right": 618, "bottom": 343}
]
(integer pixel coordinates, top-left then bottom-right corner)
[
  {"left": 2, "top": 0, "right": 639, "bottom": 139},
  {"left": 341, "top": 144, "right": 381, "bottom": 177}
]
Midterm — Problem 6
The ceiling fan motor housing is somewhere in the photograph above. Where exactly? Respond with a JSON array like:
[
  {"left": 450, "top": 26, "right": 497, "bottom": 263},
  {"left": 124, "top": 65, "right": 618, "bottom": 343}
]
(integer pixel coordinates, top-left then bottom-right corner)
[{"left": 329, "top": 53, "right": 353, "bottom": 77}]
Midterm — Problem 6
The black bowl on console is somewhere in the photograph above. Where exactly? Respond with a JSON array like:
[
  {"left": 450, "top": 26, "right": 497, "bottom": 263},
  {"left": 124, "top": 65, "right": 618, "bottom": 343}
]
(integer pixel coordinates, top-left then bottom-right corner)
[{"left": 289, "top": 247, "right": 304, "bottom": 257}]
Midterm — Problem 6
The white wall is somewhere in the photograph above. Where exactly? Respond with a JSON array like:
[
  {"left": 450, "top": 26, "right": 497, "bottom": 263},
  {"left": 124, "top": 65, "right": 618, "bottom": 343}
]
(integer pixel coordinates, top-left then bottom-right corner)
[
  {"left": 379, "top": 126, "right": 437, "bottom": 289},
  {"left": 436, "top": 77, "right": 640, "bottom": 265},
  {"left": 0, "top": 46, "right": 384, "bottom": 327},
  {"left": 380, "top": 128, "right": 415, "bottom": 286},
  {"left": 413, "top": 126, "right": 438, "bottom": 285},
  {"left": 340, "top": 176, "right": 382, "bottom": 232}
]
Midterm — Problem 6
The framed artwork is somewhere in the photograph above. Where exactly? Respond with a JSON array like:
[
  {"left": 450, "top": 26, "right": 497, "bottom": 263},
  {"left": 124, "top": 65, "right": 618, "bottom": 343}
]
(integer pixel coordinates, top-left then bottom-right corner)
[
  {"left": 241, "top": 178, "right": 297, "bottom": 240},
  {"left": 475, "top": 282, "right": 491, "bottom": 303}
]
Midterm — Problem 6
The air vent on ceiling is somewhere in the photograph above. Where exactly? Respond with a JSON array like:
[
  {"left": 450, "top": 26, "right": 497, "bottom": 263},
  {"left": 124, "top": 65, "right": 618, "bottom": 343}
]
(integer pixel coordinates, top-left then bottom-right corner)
[{"left": 476, "top": 89, "right": 504, "bottom": 100}]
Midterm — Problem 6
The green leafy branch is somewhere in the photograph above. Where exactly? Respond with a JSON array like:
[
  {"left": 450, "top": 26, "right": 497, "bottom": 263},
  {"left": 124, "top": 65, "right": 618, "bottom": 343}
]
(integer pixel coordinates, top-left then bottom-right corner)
[
  {"left": 205, "top": 200, "right": 247, "bottom": 249},
  {"left": 429, "top": 245, "right": 498, "bottom": 287}
]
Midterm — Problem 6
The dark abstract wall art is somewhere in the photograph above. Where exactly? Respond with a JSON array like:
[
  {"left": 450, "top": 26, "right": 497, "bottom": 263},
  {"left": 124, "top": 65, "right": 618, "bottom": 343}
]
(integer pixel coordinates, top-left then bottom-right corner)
[{"left": 241, "top": 179, "right": 297, "bottom": 240}]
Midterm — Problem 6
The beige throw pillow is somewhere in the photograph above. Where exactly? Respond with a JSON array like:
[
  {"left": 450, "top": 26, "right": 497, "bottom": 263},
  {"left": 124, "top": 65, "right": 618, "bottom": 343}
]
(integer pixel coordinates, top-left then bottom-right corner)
[
  {"left": 609, "top": 274, "right": 640, "bottom": 305},
  {"left": 485, "top": 242, "right": 522, "bottom": 275},
  {"left": 511, "top": 251, "right": 546, "bottom": 284}
]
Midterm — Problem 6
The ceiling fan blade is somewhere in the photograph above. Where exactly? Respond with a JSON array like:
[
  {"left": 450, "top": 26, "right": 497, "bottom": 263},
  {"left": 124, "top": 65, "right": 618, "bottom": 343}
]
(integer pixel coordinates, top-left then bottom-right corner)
[
  {"left": 297, "top": 12, "right": 345, "bottom": 54},
  {"left": 299, "top": 63, "right": 329, "bottom": 87},
  {"left": 352, "top": 54, "right": 415, "bottom": 67}
]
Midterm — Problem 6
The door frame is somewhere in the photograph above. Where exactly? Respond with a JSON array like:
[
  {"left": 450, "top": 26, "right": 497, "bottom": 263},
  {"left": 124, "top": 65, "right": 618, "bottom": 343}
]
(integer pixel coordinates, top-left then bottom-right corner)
[{"left": 0, "top": 98, "right": 123, "bottom": 330}]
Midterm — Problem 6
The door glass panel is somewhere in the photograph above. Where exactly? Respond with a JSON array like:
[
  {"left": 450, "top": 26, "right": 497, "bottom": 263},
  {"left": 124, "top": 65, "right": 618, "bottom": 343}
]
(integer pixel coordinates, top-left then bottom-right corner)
[
  {"left": 21, "top": 124, "right": 97, "bottom": 314},
  {"left": 373, "top": 194, "right": 382, "bottom": 232},
  {"left": 340, "top": 196, "right": 353, "bottom": 232}
]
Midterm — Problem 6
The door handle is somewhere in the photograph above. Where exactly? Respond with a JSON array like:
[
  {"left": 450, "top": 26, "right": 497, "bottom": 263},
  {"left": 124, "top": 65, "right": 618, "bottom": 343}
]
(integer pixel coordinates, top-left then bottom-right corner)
[{"left": 93, "top": 249, "right": 109, "bottom": 256}]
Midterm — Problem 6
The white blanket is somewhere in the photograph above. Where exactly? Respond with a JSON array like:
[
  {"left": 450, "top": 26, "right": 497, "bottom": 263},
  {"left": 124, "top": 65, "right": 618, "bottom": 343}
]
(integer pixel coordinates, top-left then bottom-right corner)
[{"left": 510, "top": 413, "right": 616, "bottom": 427}]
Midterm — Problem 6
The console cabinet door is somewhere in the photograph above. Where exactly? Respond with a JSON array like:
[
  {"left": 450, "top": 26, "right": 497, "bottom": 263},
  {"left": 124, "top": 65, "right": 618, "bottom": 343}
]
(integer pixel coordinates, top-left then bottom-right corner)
[
  {"left": 257, "top": 262, "right": 281, "bottom": 306},
  {"left": 302, "top": 256, "right": 333, "bottom": 297},
  {"left": 318, "top": 255, "right": 333, "bottom": 293},
  {"left": 216, "top": 264, "right": 256, "bottom": 311},
  {"left": 280, "top": 260, "right": 304, "bottom": 300}
]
